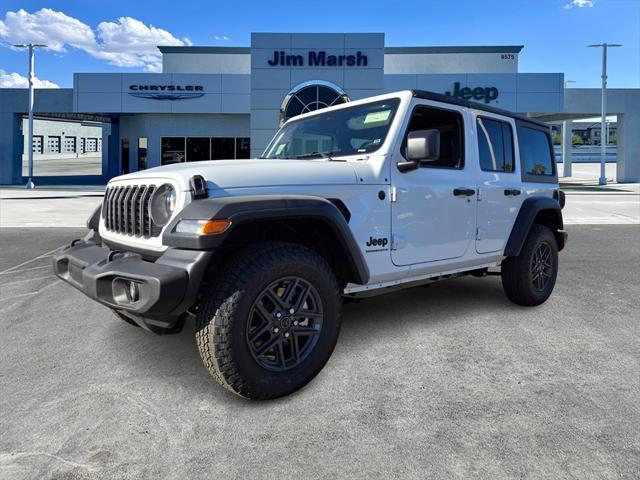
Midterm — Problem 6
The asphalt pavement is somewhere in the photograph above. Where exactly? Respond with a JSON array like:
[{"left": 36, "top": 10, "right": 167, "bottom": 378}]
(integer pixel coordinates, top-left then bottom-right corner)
[{"left": 0, "top": 225, "right": 638, "bottom": 479}]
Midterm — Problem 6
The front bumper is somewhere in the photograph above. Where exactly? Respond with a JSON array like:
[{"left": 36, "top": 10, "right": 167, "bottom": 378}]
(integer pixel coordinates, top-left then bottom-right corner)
[{"left": 52, "top": 237, "right": 212, "bottom": 330}]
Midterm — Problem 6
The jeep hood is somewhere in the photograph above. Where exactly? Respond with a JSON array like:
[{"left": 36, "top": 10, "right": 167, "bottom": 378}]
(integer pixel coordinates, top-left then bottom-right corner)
[{"left": 114, "top": 159, "right": 359, "bottom": 191}]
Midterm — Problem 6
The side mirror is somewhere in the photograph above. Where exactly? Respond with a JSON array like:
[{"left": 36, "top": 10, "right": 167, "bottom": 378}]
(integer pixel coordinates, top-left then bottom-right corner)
[{"left": 407, "top": 129, "right": 440, "bottom": 162}]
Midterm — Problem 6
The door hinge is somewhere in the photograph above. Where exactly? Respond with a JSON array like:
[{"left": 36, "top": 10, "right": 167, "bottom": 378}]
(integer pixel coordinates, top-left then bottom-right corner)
[
  {"left": 476, "top": 227, "right": 486, "bottom": 241},
  {"left": 391, "top": 234, "right": 407, "bottom": 251},
  {"left": 390, "top": 186, "right": 397, "bottom": 203},
  {"left": 476, "top": 188, "right": 482, "bottom": 201}
]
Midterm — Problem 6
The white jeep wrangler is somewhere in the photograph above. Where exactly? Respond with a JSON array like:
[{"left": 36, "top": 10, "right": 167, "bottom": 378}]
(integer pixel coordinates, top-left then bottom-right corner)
[{"left": 54, "top": 90, "right": 567, "bottom": 399}]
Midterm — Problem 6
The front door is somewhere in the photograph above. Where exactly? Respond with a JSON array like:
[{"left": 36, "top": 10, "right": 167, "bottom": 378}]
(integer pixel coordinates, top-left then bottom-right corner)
[
  {"left": 391, "top": 103, "right": 476, "bottom": 266},
  {"left": 474, "top": 115, "right": 523, "bottom": 254}
]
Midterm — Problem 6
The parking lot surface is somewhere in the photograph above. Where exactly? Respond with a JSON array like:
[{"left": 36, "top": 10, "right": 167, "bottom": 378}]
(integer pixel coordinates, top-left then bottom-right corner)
[{"left": 0, "top": 225, "right": 638, "bottom": 479}]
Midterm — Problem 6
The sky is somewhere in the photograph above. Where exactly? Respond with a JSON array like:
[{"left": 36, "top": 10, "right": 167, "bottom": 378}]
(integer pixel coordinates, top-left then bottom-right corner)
[{"left": 0, "top": 0, "right": 638, "bottom": 89}]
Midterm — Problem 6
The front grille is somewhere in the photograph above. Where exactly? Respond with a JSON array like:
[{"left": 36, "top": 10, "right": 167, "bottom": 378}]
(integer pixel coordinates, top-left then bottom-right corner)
[{"left": 103, "top": 185, "right": 161, "bottom": 237}]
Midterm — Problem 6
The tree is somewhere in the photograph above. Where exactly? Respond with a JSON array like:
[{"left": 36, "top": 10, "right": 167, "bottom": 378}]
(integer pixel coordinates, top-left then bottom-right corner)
[{"left": 572, "top": 134, "right": 583, "bottom": 145}]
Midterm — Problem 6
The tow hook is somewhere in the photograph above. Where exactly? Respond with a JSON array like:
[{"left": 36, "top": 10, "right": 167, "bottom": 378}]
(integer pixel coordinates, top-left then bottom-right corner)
[{"left": 107, "top": 250, "right": 124, "bottom": 262}]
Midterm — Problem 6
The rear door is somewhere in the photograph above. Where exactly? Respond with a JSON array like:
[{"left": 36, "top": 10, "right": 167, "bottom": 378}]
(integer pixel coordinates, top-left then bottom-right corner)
[{"left": 474, "top": 114, "right": 523, "bottom": 254}]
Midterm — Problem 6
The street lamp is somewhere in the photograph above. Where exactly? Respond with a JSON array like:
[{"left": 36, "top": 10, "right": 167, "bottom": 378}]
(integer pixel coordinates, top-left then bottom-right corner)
[
  {"left": 588, "top": 43, "right": 622, "bottom": 185},
  {"left": 564, "top": 80, "right": 576, "bottom": 88},
  {"left": 13, "top": 43, "right": 48, "bottom": 189}
]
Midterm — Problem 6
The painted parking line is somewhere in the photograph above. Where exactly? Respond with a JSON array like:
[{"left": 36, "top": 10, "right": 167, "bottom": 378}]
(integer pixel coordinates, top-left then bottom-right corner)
[
  {"left": 0, "top": 275, "right": 55, "bottom": 287},
  {"left": 0, "top": 265, "right": 51, "bottom": 275},
  {"left": 0, "top": 246, "right": 65, "bottom": 275},
  {"left": 0, "top": 279, "right": 62, "bottom": 305}
]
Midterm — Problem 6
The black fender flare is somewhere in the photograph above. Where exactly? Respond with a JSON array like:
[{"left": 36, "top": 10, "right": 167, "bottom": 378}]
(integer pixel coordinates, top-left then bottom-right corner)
[
  {"left": 504, "top": 196, "right": 566, "bottom": 256},
  {"left": 163, "top": 195, "right": 370, "bottom": 285}
]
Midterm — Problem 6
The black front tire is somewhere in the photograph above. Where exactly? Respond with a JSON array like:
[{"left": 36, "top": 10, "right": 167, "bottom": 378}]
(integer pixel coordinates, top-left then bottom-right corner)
[
  {"left": 501, "top": 224, "right": 559, "bottom": 306},
  {"left": 195, "top": 242, "right": 342, "bottom": 399}
]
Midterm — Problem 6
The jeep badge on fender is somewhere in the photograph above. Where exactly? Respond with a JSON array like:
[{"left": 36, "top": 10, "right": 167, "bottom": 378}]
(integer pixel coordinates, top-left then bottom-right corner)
[
  {"left": 53, "top": 89, "right": 567, "bottom": 400},
  {"left": 366, "top": 236, "right": 388, "bottom": 248}
]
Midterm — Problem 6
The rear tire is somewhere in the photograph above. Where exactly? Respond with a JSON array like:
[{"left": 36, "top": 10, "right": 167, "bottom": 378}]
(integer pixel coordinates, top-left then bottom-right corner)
[
  {"left": 501, "top": 224, "right": 558, "bottom": 306},
  {"left": 195, "top": 242, "right": 341, "bottom": 399}
]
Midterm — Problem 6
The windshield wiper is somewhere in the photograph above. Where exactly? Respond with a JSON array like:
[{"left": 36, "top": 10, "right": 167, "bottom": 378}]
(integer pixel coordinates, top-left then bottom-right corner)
[{"left": 295, "top": 151, "right": 345, "bottom": 161}]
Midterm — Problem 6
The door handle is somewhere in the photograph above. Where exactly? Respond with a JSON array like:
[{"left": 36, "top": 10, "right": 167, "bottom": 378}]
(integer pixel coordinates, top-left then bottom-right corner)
[
  {"left": 504, "top": 188, "right": 521, "bottom": 196},
  {"left": 453, "top": 188, "right": 475, "bottom": 197}
]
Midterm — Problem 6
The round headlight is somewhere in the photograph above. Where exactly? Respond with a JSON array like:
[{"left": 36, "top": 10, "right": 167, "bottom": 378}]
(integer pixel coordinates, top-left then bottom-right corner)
[{"left": 150, "top": 184, "right": 176, "bottom": 226}]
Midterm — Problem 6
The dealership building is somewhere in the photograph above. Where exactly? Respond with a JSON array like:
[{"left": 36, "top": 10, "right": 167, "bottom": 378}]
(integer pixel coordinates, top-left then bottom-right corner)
[{"left": 1, "top": 32, "right": 638, "bottom": 185}]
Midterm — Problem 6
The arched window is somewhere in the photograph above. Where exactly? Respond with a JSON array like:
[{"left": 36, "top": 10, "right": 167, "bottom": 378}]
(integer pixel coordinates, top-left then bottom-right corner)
[{"left": 280, "top": 81, "right": 349, "bottom": 125}]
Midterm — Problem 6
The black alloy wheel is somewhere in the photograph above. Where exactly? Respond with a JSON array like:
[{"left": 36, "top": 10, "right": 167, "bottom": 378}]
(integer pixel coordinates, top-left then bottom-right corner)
[
  {"left": 246, "top": 277, "right": 324, "bottom": 372},
  {"left": 530, "top": 241, "right": 554, "bottom": 292},
  {"left": 501, "top": 224, "right": 559, "bottom": 306},
  {"left": 195, "top": 242, "right": 341, "bottom": 399}
]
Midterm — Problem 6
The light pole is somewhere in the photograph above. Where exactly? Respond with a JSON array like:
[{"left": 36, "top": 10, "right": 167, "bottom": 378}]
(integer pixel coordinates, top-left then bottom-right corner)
[
  {"left": 588, "top": 43, "right": 622, "bottom": 185},
  {"left": 13, "top": 43, "right": 48, "bottom": 189},
  {"left": 564, "top": 79, "right": 576, "bottom": 88}
]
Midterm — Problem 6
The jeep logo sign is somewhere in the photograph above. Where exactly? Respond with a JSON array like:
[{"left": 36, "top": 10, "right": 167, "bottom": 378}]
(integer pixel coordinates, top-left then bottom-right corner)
[{"left": 445, "top": 82, "right": 499, "bottom": 104}]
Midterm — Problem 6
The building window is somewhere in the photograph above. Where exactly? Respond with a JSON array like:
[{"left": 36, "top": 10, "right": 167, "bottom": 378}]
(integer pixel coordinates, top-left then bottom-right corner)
[
  {"left": 402, "top": 105, "right": 464, "bottom": 169},
  {"left": 161, "top": 137, "right": 249, "bottom": 164},
  {"left": 138, "top": 138, "right": 148, "bottom": 170},
  {"left": 161, "top": 137, "right": 186, "bottom": 165},
  {"left": 186, "top": 137, "right": 211, "bottom": 162},
  {"left": 236, "top": 138, "right": 250, "bottom": 159},
  {"left": 280, "top": 80, "right": 349, "bottom": 125},
  {"left": 47, "top": 136, "right": 61, "bottom": 154},
  {"left": 477, "top": 117, "right": 514, "bottom": 172},
  {"left": 211, "top": 138, "right": 235, "bottom": 160},
  {"left": 80, "top": 138, "right": 85, "bottom": 154}
]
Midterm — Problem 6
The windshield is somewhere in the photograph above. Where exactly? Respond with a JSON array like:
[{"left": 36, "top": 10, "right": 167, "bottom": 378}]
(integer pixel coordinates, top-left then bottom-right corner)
[{"left": 262, "top": 98, "right": 400, "bottom": 159}]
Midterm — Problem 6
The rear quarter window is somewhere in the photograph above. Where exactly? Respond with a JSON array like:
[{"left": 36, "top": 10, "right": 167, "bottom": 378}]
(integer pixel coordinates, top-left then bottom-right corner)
[{"left": 517, "top": 123, "right": 557, "bottom": 183}]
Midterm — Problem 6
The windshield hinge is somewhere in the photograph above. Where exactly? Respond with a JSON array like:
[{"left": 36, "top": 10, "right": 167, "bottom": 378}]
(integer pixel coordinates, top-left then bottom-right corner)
[{"left": 390, "top": 186, "right": 397, "bottom": 203}]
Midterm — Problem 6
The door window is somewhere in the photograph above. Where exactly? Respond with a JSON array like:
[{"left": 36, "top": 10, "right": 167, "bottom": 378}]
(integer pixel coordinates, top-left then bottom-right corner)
[
  {"left": 402, "top": 105, "right": 464, "bottom": 169},
  {"left": 477, "top": 117, "right": 514, "bottom": 172},
  {"left": 138, "top": 138, "right": 148, "bottom": 170},
  {"left": 121, "top": 139, "right": 130, "bottom": 174}
]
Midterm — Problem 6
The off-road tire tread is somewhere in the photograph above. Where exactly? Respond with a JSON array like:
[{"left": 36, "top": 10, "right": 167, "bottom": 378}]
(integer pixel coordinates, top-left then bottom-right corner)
[{"left": 195, "top": 242, "right": 340, "bottom": 399}]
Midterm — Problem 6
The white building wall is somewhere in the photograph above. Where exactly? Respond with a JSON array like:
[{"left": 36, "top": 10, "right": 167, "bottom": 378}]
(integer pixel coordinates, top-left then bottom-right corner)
[
  {"left": 384, "top": 52, "right": 518, "bottom": 74},
  {"left": 162, "top": 53, "right": 250, "bottom": 74}
]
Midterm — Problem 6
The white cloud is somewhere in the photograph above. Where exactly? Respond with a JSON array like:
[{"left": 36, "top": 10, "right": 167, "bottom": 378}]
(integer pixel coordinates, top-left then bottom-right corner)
[
  {"left": 0, "top": 69, "right": 59, "bottom": 88},
  {"left": 0, "top": 8, "right": 191, "bottom": 71},
  {"left": 564, "top": 0, "right": 595, "bottom": 9},
  {"left": 214, "top": 35, "right": 230, "bottom": 41},
  {"left": 0, "top": 8, "right": 95, "bottom": 52}
]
